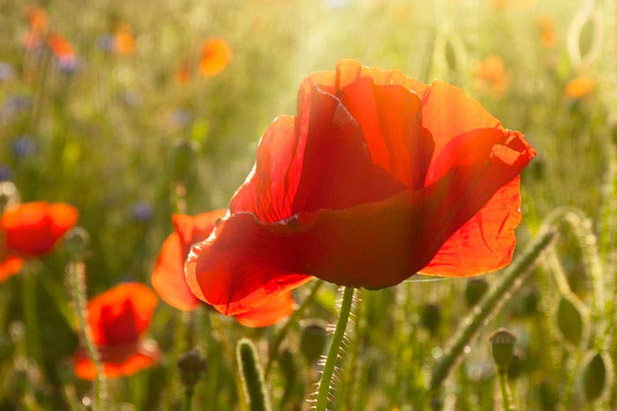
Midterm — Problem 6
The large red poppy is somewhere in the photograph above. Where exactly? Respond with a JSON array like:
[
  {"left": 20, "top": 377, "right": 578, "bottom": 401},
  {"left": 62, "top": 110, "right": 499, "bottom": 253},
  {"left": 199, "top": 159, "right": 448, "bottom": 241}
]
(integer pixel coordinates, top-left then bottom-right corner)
[
  {"left": 151, "top": 211, "right": 295, "bottom": 327},
  {"left": 185, "top": 59, "right": 536, "bottom": 316},
  {"left": 73, "top": 282, "right": 159, "bottom": 380}
]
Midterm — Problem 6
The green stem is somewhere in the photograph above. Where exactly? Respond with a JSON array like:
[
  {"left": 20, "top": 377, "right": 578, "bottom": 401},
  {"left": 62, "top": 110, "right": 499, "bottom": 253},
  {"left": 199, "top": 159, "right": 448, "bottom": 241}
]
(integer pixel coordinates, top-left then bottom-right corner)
[
  {"left": 498, "top": 372, "right": 512, "bottom": 411},
  {"left": 67, "top": 262, "right": 107, "bottom": 411},
  {"left": 22, "top": 264, "right": 42, "bottom": 364},
  {"left": 315, "top": 286, "right": 355, "bottom": 411},
  {"left": 184, "top": 386, "right": 194, "bottom": 411},
  {"left": 430, "top": 227, "right": 555, "bottom": 390},
  {"left": 265, "top": 280, "right": 323, "bottom": 377}
]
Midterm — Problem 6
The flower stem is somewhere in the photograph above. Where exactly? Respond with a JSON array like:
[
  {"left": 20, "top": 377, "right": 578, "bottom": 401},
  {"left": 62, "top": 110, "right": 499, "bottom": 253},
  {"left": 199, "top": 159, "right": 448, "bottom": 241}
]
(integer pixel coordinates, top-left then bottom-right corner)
[
  {"left": 315, "top": 286, "right": 354, "bottom": 411},
  {"left": 498, "top": 372, "right": 512, "bottom": 411},
  {"left": 67, "top": 261, "right": 107, "bottom": 411},
  {"left": 183, "top": 386, "right": 194, "bottom": 411},
  {"left": 22, "top": 264, "right": 42, "bottom": 364}
]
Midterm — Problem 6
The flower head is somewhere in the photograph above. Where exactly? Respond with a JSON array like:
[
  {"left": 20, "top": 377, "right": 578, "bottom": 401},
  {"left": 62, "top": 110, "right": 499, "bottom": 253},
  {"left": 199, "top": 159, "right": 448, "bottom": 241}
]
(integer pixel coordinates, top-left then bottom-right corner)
[
  {"left": 152, "top": 211, "right": 294, "bottom": 327},
  {"left": 185, "top": 60, "right": 535, "bottom": 316},
  {"left": 565, "top": 75, "right": 594, "bottom": 99},
  {"left": 73, "top": 282, "right": 159, "bottom": 380},
  {"left": 199, "top": 37, "right": 231, "bottom": 77}
]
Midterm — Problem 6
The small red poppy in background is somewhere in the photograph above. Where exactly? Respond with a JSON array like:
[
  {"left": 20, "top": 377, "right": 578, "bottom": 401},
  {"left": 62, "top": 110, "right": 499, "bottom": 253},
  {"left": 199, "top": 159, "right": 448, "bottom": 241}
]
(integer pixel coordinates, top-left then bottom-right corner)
[
  {"left": 0, "top": 201, "right": 78, "bottom": 282},
  {"left": 22, "top": 6, "right": 48, "bottom": 51},
  {"left": 186, "top": 59, "right": 536, "bottom": 316},
  {"left": 113, "top": 25, "right": 136, "bottom": 55},
  {"left": 46, "top": 32, "right": 77, "bottom": 65},
  {"left": 151, "top": 211, "right": 294, "bottom": 327},
  {"left": 473, "top": 55, "right": 510, "bottom": 99},
  {"left": 73, "top": 282, "right": 159, "bottom": 380},
  {"left": 199, "top": 37, "right": 231, "bottom": 77},
  {"left": 565, "top": 75, "right": 594, "bottom": 100}
]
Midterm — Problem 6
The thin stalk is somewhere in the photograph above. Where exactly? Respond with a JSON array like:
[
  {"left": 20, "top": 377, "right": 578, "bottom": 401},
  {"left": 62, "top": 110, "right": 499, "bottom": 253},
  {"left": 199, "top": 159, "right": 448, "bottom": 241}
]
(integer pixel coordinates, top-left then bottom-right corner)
[
  {"left": 315, "top": 286, "right": 355, "bottom": 411},
  {"left": 184, "top": 386, "right": 194, "bottom": 411},
  {"left": 430, "top": 227, "right": 555, "bottom": 390},
  {"left": 67, "top": 262, "right": 107, "bottom": 411},
  {"left": 265, "top": 280, "right": 323, "bottom": 377},
  {"left": 22, "top": 264, "right": 42, "bottom": 363},
  {"left": 498, "top": 372, "right": 512, "bottom": 411}
]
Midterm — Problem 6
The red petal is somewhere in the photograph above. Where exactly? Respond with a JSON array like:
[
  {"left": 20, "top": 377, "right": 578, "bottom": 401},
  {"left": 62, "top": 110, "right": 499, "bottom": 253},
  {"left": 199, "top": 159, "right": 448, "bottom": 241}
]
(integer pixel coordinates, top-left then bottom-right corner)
[
  {"left": 335, "top": 59, "right": 428, "bottom": 96},
  {"left": 0, "top": 254, "right": 24, "bottom": 282},
  {"left": 234, "top": 291, "right": 295, "bottom": 328},
  {"left": 152, "top": 210, "right": 225, "bottom": 311},
  {"left": 151, "top": 233, "right": 199, "bottom": 311},
  {"left": 337, "top": 79, "right": 434, "bottom": 188},
  {"left": 1, "top": 202, "right": 78, "bottom": 256},
  {"left": 88, "top": 283, "right": 157, "bottom": 346},
  {"left": 421, "top": 80, "right": 502, "bottom": 159},
  {"left": 73, "top": 340, "right": 159, "bottom": 380}
]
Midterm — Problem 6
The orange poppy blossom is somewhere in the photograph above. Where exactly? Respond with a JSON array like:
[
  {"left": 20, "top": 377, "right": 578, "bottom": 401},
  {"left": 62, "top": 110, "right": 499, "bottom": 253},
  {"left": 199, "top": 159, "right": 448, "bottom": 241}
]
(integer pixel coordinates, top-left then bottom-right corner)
[
  {"left": 113, "top": 25, "right": 136, "bottom": 55},
  {"left": 474, "top": 55, "right": 510, "bottom": 99},
  {"left": 46, "top": 32, "right": 77, "bottom": 65},
  {"left": 199, "top": 37, "right": 231, "bottom": 76},
  {"left": 73, "top": 282, "right": 160, "bottom": 380},
  {"left": 185, "top": 59, "right": 536, "bottom": 316},
  {"left": 151, "top": 211, "right": 295, "bottom": 327},
  {"left": 22, "top": 6, "right": 48, "bottom": 51},
  {"left": 565, "top": 75, "right": 594, "bottom": 99},
  {"left": 536, "top": 16, "right": 557, "bottom": 48},
  {"left": 0, "top": 201, "right": 78, "bottom": 282}
]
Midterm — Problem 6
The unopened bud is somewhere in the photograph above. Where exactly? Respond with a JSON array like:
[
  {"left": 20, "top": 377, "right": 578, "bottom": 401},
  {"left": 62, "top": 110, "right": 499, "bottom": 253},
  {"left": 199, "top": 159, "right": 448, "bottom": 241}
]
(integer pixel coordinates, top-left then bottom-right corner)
[
  {"left": 64, "top": 227, "right": 90, "bottom": 258},
  {"left": 177, "top": 348, "right": 207, "bottom": 388},
  {"left": 465, "top": 278, "right": 489, "bottom": 307},
  {"left": 557, "top": 296, "right": 584, "bottom": 347},
  {"left": 170, "top": 139, "right": 200, "bottom": 183},
  {"left": 421, "top": 303, "right": 441, "bottom": 335},
  {"left": 299, "top": 319, "right": 327, "bottom": 364},
  {"left": 582, "top": 351, "right": 610, "bottom": 402},
  {"left": 489, "top": 328, "right": 516, "bottom": 372}
]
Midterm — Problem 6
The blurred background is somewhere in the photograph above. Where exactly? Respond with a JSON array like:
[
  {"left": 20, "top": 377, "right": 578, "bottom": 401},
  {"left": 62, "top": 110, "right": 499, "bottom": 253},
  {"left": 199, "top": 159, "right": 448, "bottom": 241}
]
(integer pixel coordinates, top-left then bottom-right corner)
[{"left": 1, "top": 0, "right": 616, "bottom": 409}]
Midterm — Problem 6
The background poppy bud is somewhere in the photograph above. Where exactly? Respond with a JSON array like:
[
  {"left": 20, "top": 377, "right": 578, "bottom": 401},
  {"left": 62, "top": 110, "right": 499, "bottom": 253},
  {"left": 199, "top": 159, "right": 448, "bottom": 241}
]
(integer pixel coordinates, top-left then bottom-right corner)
[
  {"left": 582, "top": 351, "right": 612, "bottom": 402},
  {"left": 421, "top": 303, "right": 441, "bottom": 335},
  {"left": 236, "top": 338, "right": 271, "bottom": 411},
  {"left": 177, "top": 348, "right": 207, "bottom": 388},
  {"left": 465, "top": 278, "right": 489, "bottom": 307},
  {"left": 170, "top": 138, "right": 200, "bottom": 183},
  {"left": 299, "top": 319, "right": 328, "bottom": 364},
  {"left": 64, "top": 227, "right": 90, "bottom": 258},
  {"left": 489, "top": 328, "right": 517, "bottom": 372},
  {"left": 556, "top": 296, "right": 585, "bottom": 347}
]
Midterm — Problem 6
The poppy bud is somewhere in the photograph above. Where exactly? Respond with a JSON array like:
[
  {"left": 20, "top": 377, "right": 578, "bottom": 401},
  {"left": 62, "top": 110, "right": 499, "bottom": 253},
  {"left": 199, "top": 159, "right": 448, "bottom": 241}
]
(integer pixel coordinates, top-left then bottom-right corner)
[
  {"left": 465, "top": 278, "right": 489, "bottom": 307},
  {"left": 421, "top": 303, "right": 441, "bottom": 335},
  {"left": 64, "top": 227, "right": 90, "bottom": 258},
  {"left": 299, "top": 319, "right": 327, "bottom": 364},
  {"left": 237, "top": 338, "right": 271, "bottom": 411},
  {"left": 177, "top": 348, "right": 207, "bottom": 388},
  {"left": 556, "top": 296, "right": 585, "bottom": 347},
  {"left": 582, "top": 351, "right": 611, "bottom": 402},
  {"left": 170, "top": 139, "right": 200, "bottom": 183},
  {"left": 489, "top": 328, "right": 516, "bottom": 372}
]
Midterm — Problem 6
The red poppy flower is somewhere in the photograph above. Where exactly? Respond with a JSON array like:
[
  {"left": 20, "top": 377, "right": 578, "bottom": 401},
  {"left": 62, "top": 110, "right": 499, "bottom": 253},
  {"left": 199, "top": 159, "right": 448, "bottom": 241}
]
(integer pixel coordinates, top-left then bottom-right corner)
[
  {"left": 1, "top": 201, "right": 78, "bottom": 257},
  {"left": 152, "top": 211, "right": 294, "bottom": 327},
  {"left": 185, "top": 59, "right": 536, "bottom": 316},
  {"left": 73, "top": 282, "right": 159, "bottom": 380},
  {"left": 46, "top": 32, "right": 77, "bottom": 66}
]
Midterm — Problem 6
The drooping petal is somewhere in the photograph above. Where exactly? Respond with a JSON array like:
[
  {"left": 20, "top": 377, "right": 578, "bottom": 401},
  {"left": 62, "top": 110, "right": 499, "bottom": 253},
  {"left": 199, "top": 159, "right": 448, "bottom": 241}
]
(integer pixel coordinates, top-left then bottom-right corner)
[
  {"left": 151, "top": 233, "right": 199, "bottom": 311},
  {"left": 88, "top": 283, "right": 157, "bottom": 346},
  {"left": 1, "top": 202, "right": 78, "bottom": 256},
  {"left": 234, "top": 291, "right": 295, "bottom": 328},
  {"left": 73, "top": 339, "right": 160, "bottom": 380},
  {"left": 0, "top": 254, "right": 24, "bottom": 282},
  {"left": 152, "top": 210, "right": 225, "bottom": 311},
  {"left": 187, "top": 128, "right": 534, "bottom": 315}
]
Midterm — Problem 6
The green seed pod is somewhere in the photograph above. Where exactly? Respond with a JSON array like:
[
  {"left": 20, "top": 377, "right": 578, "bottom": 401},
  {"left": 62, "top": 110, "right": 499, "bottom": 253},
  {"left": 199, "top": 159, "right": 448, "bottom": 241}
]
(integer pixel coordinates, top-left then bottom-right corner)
[
  {"left": 64, "top": 227, "right": 90, "bottom": 258},
  {"left": 177, "top": 348, "right": 207, "bottom": 388},
  {"left": 556, "top": 296, "right": 585, "bottom": 347},
  {"left": 299, "top": 319, "right": 327, "bottom": 364},
  {"left": 582, "top": 351, "right": 612, "bottom": 402},
  {"left": 237, "top": 338, "right": 271, "bottom": 411},
  {"left": 465, "top": 278, "right": 489, "bottom": 307},
  {"left": 170, "top": 138, "right": 200, "bottom": 183},
  {"left": 421, "top": 303, "right": 441, "bottom": 335},
  {"left": 489, "top": 328, "right": 516, "bottom": 372}
]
